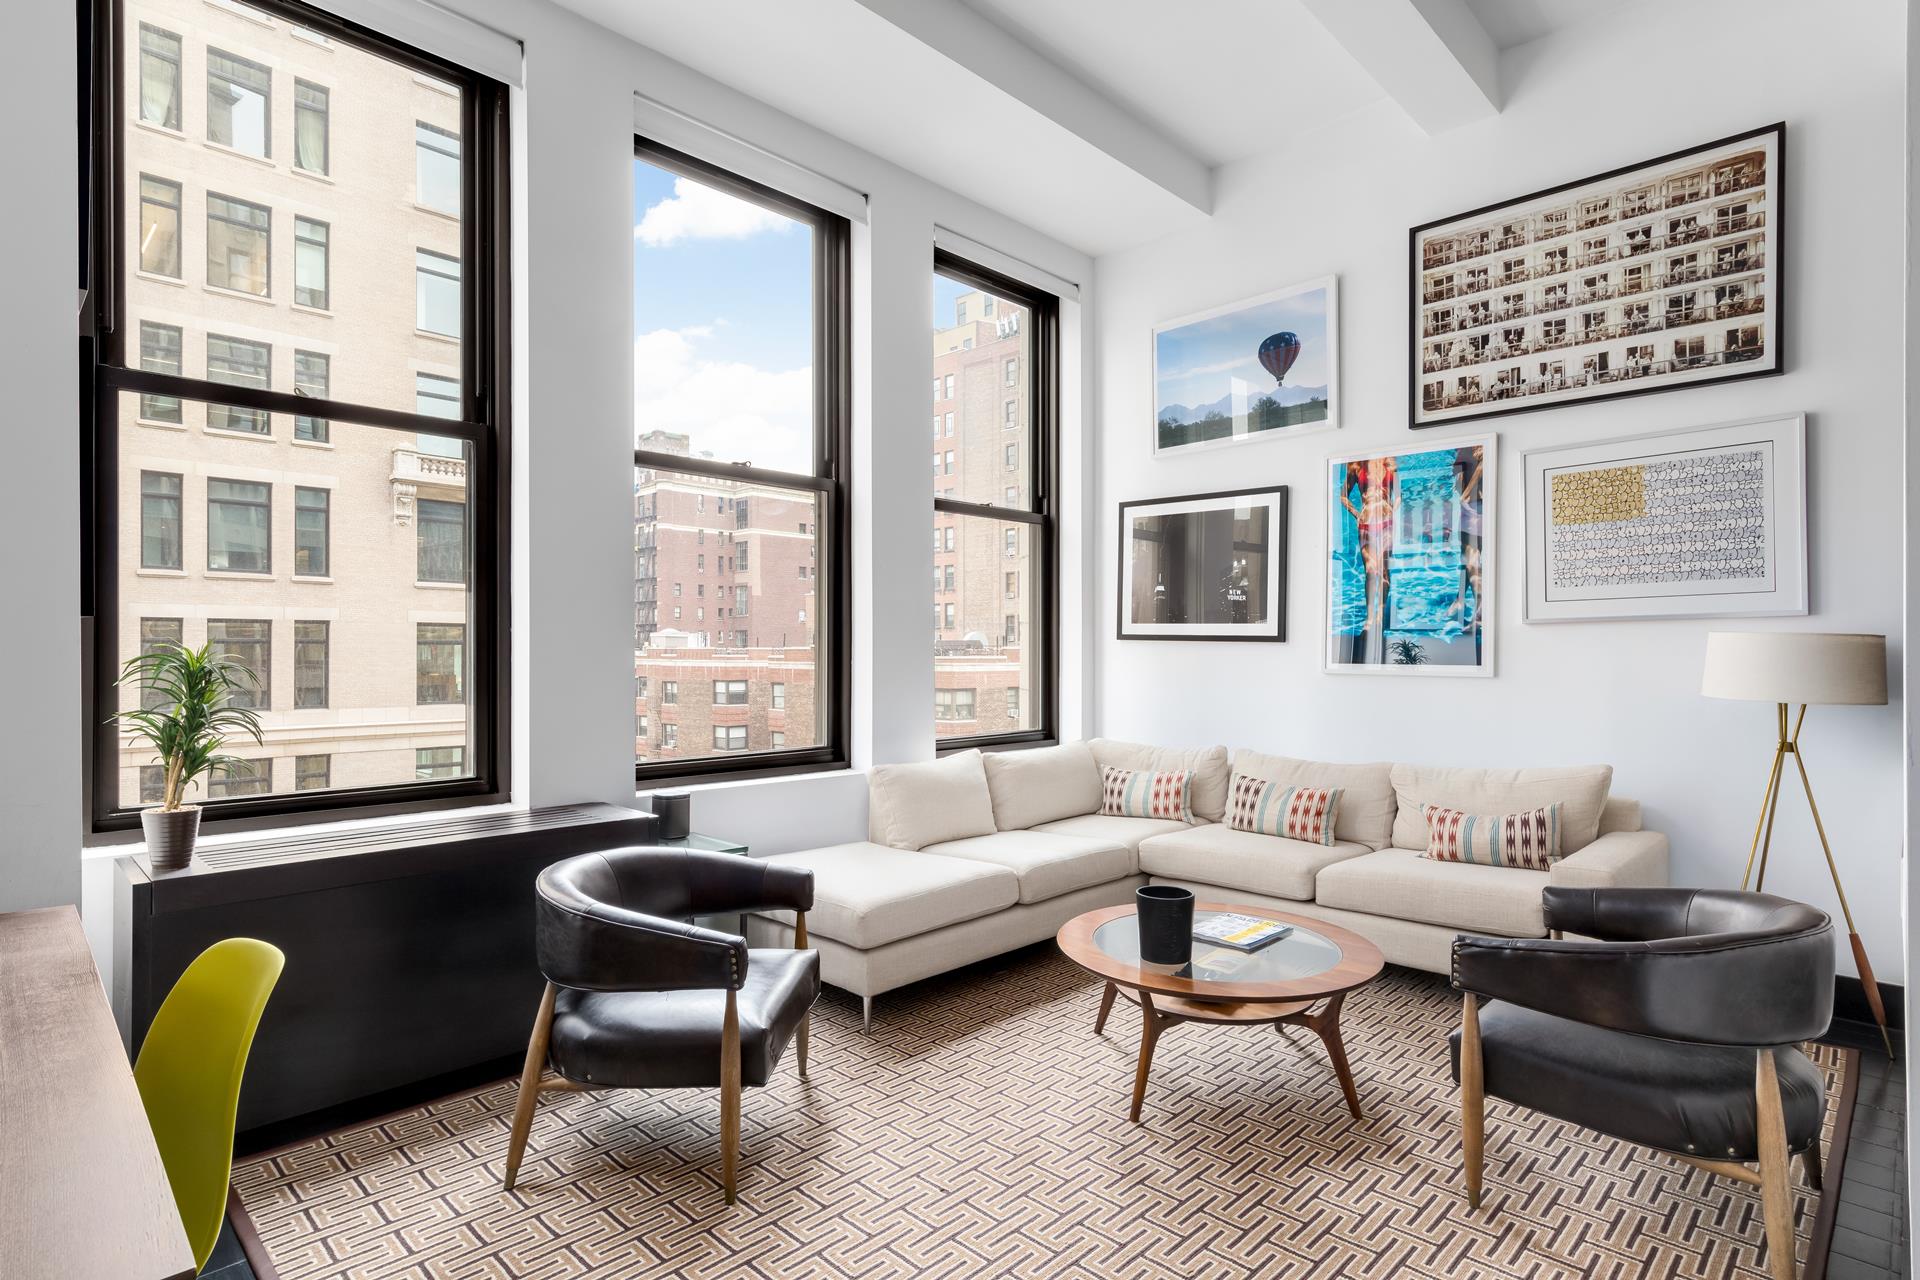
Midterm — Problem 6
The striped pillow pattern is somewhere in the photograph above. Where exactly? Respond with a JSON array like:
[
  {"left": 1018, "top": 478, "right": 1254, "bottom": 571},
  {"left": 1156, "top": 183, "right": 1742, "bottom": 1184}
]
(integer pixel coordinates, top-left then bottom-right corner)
[
  {"left": 1100, "top": 766, "right": 1192, "bottom": 822},
  {"left": 1422, "top": 802, "right": 1563, "bottom": 870},
  {"left": 1226, "top": 774, "right": 1343, "bottom": 846}
]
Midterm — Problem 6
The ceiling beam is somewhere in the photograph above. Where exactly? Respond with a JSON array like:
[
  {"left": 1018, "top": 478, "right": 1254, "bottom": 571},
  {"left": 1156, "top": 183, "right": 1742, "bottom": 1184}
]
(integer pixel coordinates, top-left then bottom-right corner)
[
  {"left": 846, "top": 0, "right": 1212, "bottom": 215},
  {"left": 1301, "top": 0, "right": 1500, "bottom": 134}
]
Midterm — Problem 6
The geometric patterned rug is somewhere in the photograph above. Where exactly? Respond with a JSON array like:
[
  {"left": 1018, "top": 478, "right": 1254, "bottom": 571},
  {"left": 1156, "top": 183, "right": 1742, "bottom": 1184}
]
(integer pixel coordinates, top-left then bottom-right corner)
[{"left": 231, "top": 946, "right": 1853, "bottom": 1280}]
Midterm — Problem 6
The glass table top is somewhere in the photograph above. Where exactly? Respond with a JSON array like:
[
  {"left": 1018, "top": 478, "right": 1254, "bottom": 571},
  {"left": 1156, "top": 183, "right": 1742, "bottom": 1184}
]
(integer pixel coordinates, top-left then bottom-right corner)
[
  {"left": 1091, "top": 910, "right": 1345, "bottom": 987},
  {"left": 658, "top": 833, "right": 749, "bottom": 855}
]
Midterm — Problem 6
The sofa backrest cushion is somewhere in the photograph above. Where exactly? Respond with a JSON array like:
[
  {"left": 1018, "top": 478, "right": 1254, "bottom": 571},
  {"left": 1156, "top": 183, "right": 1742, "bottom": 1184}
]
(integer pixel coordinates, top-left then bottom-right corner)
[
  {"left": 982, "top": 742, "right": 1104, "bottom": 830},
  {"left": 867, "top": 749, "right": 998, "bottom": 851},
  {"left": 1088, "top": 739, "right": 1229, "bottom": 823},
  {"left": 1599, "top": 795, "right": 1642, "bottom": 834},
  {"left": 1389, "top": 763, "right": 1614, "bottom": 854},
  {"left": 1231, "top": 750, "right": 1396, "bottom": 850}
]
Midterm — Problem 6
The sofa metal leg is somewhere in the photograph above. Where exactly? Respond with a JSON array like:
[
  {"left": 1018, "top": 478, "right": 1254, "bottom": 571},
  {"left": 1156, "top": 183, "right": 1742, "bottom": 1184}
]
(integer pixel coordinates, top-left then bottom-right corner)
[
  {"left": 1755, "top": 1050, "right": 1797, "bottom": 1280},
  {"left": 794, "top": 913, "right": 809, "bottom": 1079},
  {"left": 862, "top": 995, "right": 872, "bottom": 1034},
  {"left": 1460, "top": 993, "right": 1485, "bottom": 1210},
  {"left": 503, "top": 982, "right": 556, "bottom": 1193},
  {"left": 721, "top": 988, "right": 741, "bottom": 1205}
]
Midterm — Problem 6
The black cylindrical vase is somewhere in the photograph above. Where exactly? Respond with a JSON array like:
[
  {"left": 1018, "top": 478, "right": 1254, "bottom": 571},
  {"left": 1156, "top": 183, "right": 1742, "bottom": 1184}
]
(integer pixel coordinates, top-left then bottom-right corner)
[
  {"left": 1136, "top": 885, "right": 1195, "bottom": 965},
  {"left": 653, "top": 790, "right": 691, "bottom": 840}
]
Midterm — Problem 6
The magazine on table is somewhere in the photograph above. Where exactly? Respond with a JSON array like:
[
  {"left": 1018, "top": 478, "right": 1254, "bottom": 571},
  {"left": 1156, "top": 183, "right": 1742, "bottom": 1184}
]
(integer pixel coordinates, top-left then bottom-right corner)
[{"left": 1193, "top": 913, "right": 1293, "bottom": 953}]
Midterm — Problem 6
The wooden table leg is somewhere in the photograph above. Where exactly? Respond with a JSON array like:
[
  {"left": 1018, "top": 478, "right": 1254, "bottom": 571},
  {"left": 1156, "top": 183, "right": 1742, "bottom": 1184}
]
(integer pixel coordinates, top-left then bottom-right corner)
[
  {"left": 1299, "top": 994, "right": 1362, "bottom": 1120},
  {"left": 1129, "top": 992, "right": 1166, "bottom": 1123},
  {"left": 1094, "top": 981, "right": 1118, "bottom": 1036}
]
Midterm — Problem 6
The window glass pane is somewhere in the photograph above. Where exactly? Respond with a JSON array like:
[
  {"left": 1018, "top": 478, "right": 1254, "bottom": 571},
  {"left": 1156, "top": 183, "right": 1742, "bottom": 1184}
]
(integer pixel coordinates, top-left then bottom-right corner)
[
  {"left": 635, "top": 467, "right": 821, "bottom": 765},
  {"left": 294, "top": 80, "right": 329, "bottom": 174},
  {"left": 139, "top": 24, "right": 182, "bottom": 130},
  {"left": 295, "top": 218, "right": 329, "bottom": 309},
  {"left": 416, "top": 249, "right": 460, "bottom": 337},
  {"left": 294, "top": 350, "right": 329, "bottom": 442},
  {"left": 139, "top": 322, "right": 183, "bottom": 423},
  {"left": 633, "top": 156, "right": 813, "bottom": 472},
  {"left": 416, "top": 746, "right": 463, "bottom": 779},
  {"left": 206, "top": 193, "right": 269, "bottom": 296},
  {"left": 138, "top": 175, "right": 180, "bottom": 277},
  {"left": 113, "top": 399, "right": 477, "bottom": 807},
  {"left": 417, "top": 498, "right": 466, "bottom": 583},
  {"left": 207, "top": 48, "right": 271, "bottom": 157},
  {"left": 933, "top": 274, "right": 1032, "bottom": 508},
  {"left": 416, "top": 121, "right": 460, "bottom": 215},
  {"left": 295, "top": 754, "right": 330, "bottom": 789},
  {"left": 414, "top": 372, "right": 463, "bottom": 457},
  {"left": 207, "top": 618, "right": 270, "bottom": 709},
  {"left": 933, "top": 512, "right": 1039, "bottom": 737},
  {"left": 206, "top": 334, "right": 270, "bottom": 434},
  {"left": 209, "top": 757, "right": 271, "bottom": 797},
  {"left": 139, "top": 618, "right": 183, "bottom": 710},
  {"left": 417, "top": 623, "right": 465, "bottom": 703}
]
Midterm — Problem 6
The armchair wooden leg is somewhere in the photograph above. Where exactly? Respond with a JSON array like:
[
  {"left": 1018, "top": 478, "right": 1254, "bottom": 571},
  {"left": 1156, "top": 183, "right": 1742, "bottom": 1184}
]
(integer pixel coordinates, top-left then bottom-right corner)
[
  {"left": 1755, "top": 1050, "right": 1797, "bottom": 1280},
  {"left": 504, "top": 982, "right": 556, "bottom": 1193},
  {"left": 1460, "top": 993, "right": 1485, "bottom": 1211},
  {"left": 1800, "top": 1137, "right": 1823, "bottom": 1191},
  {"left": 794, "top": 913, "right": 810, "bottom": 1080},
  {"left": 721, "top": 988, "right": 741, "bottom": 1205}
]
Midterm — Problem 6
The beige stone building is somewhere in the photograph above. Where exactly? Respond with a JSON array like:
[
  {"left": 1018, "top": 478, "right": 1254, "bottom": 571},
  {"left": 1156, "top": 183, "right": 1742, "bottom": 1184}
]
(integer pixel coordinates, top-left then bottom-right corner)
[{"left": 115, "top": 0, "right": 470, "bottom": 805}]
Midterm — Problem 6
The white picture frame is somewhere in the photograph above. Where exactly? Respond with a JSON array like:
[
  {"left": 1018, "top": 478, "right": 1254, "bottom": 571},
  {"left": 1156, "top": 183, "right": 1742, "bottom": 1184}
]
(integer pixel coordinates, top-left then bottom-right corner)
[
  {"left": 1522, "top": 413, "right": 1808, "bottom": 622},
  {"left": 1153, "top": 275, "right": 1339, "bottom": 457},
  {"left": 1324, "top": 435, "right": 1497, "bottom": 677},
  {"left": 1117, "top": 487, "right": 1288, "bottom": 641}
]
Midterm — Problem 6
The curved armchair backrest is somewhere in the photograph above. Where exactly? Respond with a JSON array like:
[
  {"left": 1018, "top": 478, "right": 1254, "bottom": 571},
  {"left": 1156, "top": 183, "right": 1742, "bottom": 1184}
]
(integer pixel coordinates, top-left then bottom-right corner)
[
  {"left": 1454, "top": 887, "right": 1833, "bottom": 1046},
  {"left": 134, "top": 937, "right": 285, "bottom": 1271}
]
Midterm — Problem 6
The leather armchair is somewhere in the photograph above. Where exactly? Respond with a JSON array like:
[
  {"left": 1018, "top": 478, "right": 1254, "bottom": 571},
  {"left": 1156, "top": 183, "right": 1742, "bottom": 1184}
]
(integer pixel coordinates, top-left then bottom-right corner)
[
  {"left": 502, "top": 848, "right": 819, "bottom": 1205},
  {"left": 1449, "top": 888, "right": 1833, "bottom": 1280}
]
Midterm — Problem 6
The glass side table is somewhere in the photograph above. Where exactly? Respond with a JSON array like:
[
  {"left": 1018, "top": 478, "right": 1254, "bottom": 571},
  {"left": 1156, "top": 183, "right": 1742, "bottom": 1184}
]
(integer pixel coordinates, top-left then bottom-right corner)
[{"left": 658, "top": 832, "right": 749, "bottom": 856}]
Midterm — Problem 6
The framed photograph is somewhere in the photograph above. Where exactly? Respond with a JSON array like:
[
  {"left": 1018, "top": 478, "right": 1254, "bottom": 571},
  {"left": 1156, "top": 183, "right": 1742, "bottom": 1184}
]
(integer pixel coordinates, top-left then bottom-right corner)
[
  {"left": 1411, "top": 122, "right": 1783, "bottom": 429},
  {"left": 1154, "top": 276, "right": 1338, "bottom": 455},
  {"left": 1326, "top": 437, "right": 1495, "bottom": 676},
  {"left": 1118, "top": 487, "right": 1287, "bottom": 642},
  {"left": 1523, "top": 413, "right": 1807, "bottom": 623}
]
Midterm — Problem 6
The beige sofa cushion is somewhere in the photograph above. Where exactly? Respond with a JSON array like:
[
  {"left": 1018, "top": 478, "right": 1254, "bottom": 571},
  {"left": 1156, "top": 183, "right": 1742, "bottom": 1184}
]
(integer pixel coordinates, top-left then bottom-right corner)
[
  {"left": 1315, "top": 848, "right": 1547, "bottom": 937},
  {"left": 923, "top": 830, "right": 1132, "bottom": 904},
  {"left": 759, "top": 842, "right": 1018, "bottom": 949},
  {"left": 1030, "top": 813, "right": 1189, "bottom": 855},
  {"left": 981, "top": 742, "right": 1103, "bottom": 830},
  {"left": 1230, "top": 750, "right": 1396, "bottom": 850},
  {"left": 1389, "top": 764, "right": 1614, "bottom": 854},
  {"left": 1136, "top": 824, "right": 1369, "bottom": 902},
  {"left": 1089, "top": 739, "right": 1230, "bottom": 823},
  {"left": 867, "top": 749, "right": 998, "bottom": 850}
]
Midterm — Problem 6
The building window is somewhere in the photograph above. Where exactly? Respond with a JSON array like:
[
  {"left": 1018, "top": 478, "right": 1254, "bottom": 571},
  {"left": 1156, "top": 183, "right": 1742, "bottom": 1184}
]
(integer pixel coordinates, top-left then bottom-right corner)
[
  {"left": 417, "top": 499, "right": 466, "bottom": 583},
  {"left": 771, "top": 731, "right": 785, "bottom": 748},
  {"left": 207, "top": 48, "right": 270, "bottom": 157},
  {"left": 771, "top": 682, "right": 786, "bottom": 709},
  {"left": 637, "top": 677, "right": 649, "bottom": 698},
  {"left": 416, "top": 122, "right": 460, "bottom": 215},
  {"left": 207, "top": 479, "right": 270, "bottom": 573},
  {"left": 294, "top": 487, "right": 329, "bottom": 577},
  {"left": 90, "top": 0, "right": 508, "bottom": 828},
  {"left": 294, "top": 80, "right": 329, "bottom": 174},
  {"left": 294, "top": 621, "right": 329, "bottom": 709},
  {"left": 295, "top": 755, "right": 330, "bottom": 791},
  {"left": 140, "top": 765, "right": 166, "bottom": 804},
  {"left": 417, "top": 624, "right": 466, "bottom": 704},
  {"left": 660, "top": 724, "right": 678, "bottom": 749},
  {"left": 209, "top": 758, "right": 272, "bottom": 798},
  {"left": 207, "top": 620, "right": 269, "bottom": 710},
  {"left": 139, "top": 619, "right": 183, "bottom": 710},
  {"left": 139, "top": 472, "right": 182, "bottom": 570},
  {"left": 634, "top": 139, "right": 850, "bottom": 782},
  {"left": 416, "top": 249, "right": 461, "bottom": 336},
  {"left": 138, "top": 24, "right": 182, "bottom": 130},
  {"left": 415, "top": 747, "right": 464, "bottom": 780},
  {"left": 206, "top": 335, "right": 271, "bottom": 434},
  {"left": 662, "top": 680, "right": 678, "bottom": 704},
  {"left": 294, "top": 351, "right": 329, "bottom": 442},
  {"left": 933, "top": 254, "right": 1056, "bottom": 745},
  {"left": 138, "top": 176, "right": 180, "bottom": 277},
  {"left": 206, "top": 193, "right": 270, "bottom": 296},
  {"left": 295, "top": 217, "right": 330, "bottom": 309}
]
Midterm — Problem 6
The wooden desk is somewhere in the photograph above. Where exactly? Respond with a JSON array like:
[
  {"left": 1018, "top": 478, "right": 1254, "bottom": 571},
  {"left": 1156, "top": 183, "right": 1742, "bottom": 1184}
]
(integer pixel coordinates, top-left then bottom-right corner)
[{"left": 0, "top": 907, "right": 194, "bottom": 1279}]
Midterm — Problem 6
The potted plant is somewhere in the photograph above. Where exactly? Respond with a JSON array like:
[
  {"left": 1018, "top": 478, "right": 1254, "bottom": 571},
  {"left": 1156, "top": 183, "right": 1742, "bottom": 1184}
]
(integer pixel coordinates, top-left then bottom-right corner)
[{"left": 111, "top": 641, "right": 264, "bottom": 871}]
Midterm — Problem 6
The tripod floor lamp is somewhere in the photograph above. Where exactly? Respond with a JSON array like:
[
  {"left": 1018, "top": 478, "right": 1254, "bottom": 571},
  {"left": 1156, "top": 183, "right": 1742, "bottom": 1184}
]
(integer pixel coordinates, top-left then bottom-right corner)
[{"left": 1702, "top": 631, "right": 1893, "bottom": 1056}]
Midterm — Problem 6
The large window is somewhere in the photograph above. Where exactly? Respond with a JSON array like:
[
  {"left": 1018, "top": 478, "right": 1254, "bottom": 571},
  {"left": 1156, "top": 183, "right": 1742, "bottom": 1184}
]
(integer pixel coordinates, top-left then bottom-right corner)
[
  {"left": 931, "top": 253, "right": 1056, "bottom": 747},
  {"left": 633, "top": 139, "right": 849, "bottom": 783},
  {"left": 86, "top": 0, "right": 509, "bottom": 829}
]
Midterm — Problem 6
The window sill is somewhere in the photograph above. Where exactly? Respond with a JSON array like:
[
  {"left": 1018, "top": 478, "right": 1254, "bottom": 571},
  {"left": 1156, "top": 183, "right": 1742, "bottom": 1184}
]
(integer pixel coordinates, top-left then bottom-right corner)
[
  {"left": 412, "top": 202, "right": 460, "bottom": 222},
  {"left": 291, "top": 437, "right": 334, "bottom": 450},
  {"left": 205, "top": 0, "right": 274, "bottom": 25},
  {"left": 291, "top": 574, "right": 334, "bottom": 584},
  {"left": 414, "top": 580, "right": 466, "bottom": 590},
  {"left": 135, "top": 270, "right": 187, "bottom": 289},
  {"left": 415, "top": 329, "right": 461, "bottom": 345},
  {"left": 204, "top": 425, "right": 275, "bottom": 442},
  {"left": 203, "top": 283, "right": 275, "bottom": 307},
  {"left": 635, "top": 760, "right": 855, "bottom": 796},
  {"left": 291, "top": 167, "right": 334, "bottom": 185},
  {"left": 202, "top": 139, "right": 277, "bottom": 168},
  {"left": 133, "top": 119, "right": 187, "bottom": 142},
  {"left": 290, "top": 24, "right": 331, "bottom": 47},
  {"left": 136, "top": 418, "right": 188, "bottom": 431},
  {"left": 204, "top": 569, "right": 274, "bottom": 581},
  {"left": 134, "top": 567, "right": 188, "bottom": 578},
  {"left": 290, "top": 302, "right": 334, "bottom": 318}
]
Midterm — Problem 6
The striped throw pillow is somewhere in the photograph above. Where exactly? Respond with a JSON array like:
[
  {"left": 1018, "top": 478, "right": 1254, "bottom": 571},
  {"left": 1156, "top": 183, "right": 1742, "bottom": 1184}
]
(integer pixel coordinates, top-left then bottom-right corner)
[
  {"left": 1421, "top": 803, "right": 1563, "bottom": 870},
  {"left": 1100, "top": 766, "right": 1192, "bottom": 822},
  {"left": 1226, "top": 774, "right": 1343, "bottom": 846}
]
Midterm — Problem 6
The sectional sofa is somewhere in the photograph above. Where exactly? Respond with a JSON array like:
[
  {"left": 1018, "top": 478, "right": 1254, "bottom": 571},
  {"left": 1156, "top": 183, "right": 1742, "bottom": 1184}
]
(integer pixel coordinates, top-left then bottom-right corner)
[{"left": 744, "top": 740, "right": 1668, "bottom": 1026}]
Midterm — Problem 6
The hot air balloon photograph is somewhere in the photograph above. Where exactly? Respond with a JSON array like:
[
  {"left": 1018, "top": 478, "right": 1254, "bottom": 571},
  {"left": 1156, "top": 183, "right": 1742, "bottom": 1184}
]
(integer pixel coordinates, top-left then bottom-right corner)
[{"left": 1153, "top": 274, "right": 1338, "bottom": 456}]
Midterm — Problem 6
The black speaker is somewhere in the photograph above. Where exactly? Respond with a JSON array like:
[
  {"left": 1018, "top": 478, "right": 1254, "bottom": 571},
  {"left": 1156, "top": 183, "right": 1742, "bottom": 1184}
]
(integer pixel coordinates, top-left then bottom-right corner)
[{"left": 653, "top": 790, "right": 691, "bottom": 840}]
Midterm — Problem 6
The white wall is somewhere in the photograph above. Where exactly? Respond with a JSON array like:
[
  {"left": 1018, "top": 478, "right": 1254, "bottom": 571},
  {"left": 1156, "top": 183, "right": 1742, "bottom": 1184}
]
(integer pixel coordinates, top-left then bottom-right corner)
[{"left": 1091, "top": 0, "right": 1908, "bottom": 976}]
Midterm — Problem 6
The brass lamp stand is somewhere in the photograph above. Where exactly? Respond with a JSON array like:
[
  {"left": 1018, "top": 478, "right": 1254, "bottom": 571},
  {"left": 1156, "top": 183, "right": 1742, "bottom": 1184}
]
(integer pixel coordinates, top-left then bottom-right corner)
[{"left": 1738, "top": 701, "right": 1892, "bottom": 1057}]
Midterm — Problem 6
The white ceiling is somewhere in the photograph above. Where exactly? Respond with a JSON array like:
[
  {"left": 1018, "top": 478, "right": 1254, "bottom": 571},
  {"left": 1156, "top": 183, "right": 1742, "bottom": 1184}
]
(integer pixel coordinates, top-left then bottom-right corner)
[{"left": 1460, "top": 0, "right": 1601, "bottom": 51}]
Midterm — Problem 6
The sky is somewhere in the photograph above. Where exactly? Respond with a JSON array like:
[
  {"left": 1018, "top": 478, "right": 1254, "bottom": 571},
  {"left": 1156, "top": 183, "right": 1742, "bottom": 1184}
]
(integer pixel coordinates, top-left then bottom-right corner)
[{"left": 1154, "top": 285, "right": 1330, "bottom": 413}]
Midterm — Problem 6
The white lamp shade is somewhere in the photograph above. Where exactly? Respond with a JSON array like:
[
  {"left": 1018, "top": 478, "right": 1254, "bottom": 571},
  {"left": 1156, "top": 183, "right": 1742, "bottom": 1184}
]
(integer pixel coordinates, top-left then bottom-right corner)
[{"left": 1701, "top": 631, "right": 1888, "bottom": 706}]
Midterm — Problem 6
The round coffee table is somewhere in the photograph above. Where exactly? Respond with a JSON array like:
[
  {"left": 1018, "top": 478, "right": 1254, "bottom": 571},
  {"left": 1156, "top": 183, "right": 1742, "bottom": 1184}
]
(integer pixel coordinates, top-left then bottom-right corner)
[{"left": 1056, "top": 902, "right": 1386, "bottom": 1122}]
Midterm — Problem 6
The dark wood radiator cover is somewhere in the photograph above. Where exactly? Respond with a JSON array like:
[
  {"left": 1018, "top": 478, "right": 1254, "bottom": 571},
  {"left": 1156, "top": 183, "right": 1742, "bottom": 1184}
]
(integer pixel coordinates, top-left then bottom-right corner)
[{"left": 112, "top": 803, "right": 657, "bottom": 1132}]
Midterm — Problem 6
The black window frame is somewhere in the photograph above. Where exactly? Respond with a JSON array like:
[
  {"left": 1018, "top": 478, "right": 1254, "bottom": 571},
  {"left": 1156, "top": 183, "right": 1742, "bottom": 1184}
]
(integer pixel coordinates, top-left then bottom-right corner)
[
  {"left": 932, "top": 249, "right": 1059, "bottom": 753},
  {"left": 83, "top": 0, "right": 512, "bottom": 833},
  {"left": 633, "top": 136, "right": 851, "bottom": 788}
]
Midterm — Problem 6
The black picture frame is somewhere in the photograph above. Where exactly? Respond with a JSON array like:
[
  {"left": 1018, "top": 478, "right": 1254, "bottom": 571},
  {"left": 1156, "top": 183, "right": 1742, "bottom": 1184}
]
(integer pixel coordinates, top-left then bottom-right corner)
[
  {"left": 1409, "top": 122, "right": 1785, "bottom": 430},
  {"left": 1116, "top": 485, "right": 1288, "bottom": 643}
]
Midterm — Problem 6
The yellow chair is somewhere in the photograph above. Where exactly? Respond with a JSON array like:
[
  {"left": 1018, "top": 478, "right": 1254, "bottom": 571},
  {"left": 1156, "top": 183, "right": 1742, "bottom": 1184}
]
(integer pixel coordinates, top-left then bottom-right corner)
[{"left": 134, "top": 938, "right": 285, "bottom": 1271}]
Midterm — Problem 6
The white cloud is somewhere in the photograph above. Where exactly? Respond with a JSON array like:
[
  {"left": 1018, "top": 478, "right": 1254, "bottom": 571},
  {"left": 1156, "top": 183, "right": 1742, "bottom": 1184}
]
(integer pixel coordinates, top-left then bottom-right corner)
[
  {"left": 635, "top": 179, "right": 793, "bottom": 247},
  {"left": 634, "top": 326, "right": 811, "bottom": 473}
]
